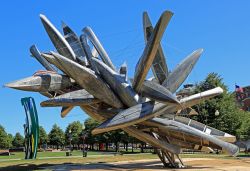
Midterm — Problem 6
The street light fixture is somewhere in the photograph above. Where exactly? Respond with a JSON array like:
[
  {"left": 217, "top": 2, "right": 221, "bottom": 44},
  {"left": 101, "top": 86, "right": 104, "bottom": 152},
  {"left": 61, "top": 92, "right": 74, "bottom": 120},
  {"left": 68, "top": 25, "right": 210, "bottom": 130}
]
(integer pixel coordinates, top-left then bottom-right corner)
[{"left": 215, "top": 110, "right": 219, "bottom": 116}]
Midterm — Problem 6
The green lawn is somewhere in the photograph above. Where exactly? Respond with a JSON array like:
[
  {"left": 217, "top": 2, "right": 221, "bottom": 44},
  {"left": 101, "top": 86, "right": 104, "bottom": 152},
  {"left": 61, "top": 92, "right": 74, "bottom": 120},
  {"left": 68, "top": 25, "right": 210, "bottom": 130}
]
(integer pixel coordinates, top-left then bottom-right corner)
[
  {"left": 1, "top": 151, "right": 248, "bottom": 160},
  {"left": 0, "top": 151, "right": 103, "bottom": 160},
  {"left": 0, "top": 153, "right": 157, "bottom": 170}
]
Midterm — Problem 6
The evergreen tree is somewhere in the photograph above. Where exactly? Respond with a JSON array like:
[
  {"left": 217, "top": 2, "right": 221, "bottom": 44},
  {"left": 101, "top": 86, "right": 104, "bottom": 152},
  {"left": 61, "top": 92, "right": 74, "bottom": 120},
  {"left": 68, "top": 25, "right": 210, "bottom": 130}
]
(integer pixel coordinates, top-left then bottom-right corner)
[
  {"left": 236, "top": 114, "right": 250, "bottom": 140},
  {"left": 12, "top": 132, "right": 24, "bottom": 148},
  {"left": 39, "top": 126, "right": 48, "bottom": 147},
  {"left": 192, "top": 73, "right": 242, "bottom": 135},
  {"left": 7, "top": 134, "right": 13, "bottom": 148},
  {"left": 65, "top": 121, "right": 82, "bottom": 148},
  {"left": 48, "top": 124, "right": 65, "bottom": 149},
  {"left": 0, "top": 125, "right": 11, "bottom": 149},
  {"left": 84, "top": 118, "right": 100, "bottom": 150}
]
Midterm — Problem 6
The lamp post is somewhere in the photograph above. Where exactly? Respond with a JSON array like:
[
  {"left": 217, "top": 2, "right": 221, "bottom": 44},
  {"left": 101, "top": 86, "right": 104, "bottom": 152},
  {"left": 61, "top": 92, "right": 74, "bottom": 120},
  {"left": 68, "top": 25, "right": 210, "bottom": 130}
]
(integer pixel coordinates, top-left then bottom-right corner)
[
  {"left": 69, "top": 129, "right": 72, "bottom": 154},
  {"left": 214, "top": 110, "right": 220, "bottom": 154},
  {"left": 82, "top": 123, "right": 87, "bottom": 157}
]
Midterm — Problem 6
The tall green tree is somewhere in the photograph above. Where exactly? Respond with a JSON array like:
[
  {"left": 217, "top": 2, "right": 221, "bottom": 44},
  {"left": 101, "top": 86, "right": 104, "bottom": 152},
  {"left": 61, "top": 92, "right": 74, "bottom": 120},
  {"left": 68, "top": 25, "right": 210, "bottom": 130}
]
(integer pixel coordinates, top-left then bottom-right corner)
[
  {"left": 48, "top": 124, "right": 65, "bottom": 149},
  {"left": 109, "top": 130, "right": 125, "bottom": 152},
  {"left": 236, "top": 114, "right": 250, "bottom": 140},
  {"left": 192, "top": 73, "right": 242, "bottom": 135},
  {"left": 7, "top": 134, "right": 13, "bottom": 148},
  {"left": 0, "top": 125, "right": 12, "bottom": 149},
  {"left": 12, "top": 132, "right": 24, "bottom": 148},
  {"left": 65, "top": 121, "right": 82, "bottom": 148},
  {"left": 84, "top": 118, "right": 100, "bottom": 150},
  {"left": 39, "top": 126, "right": 48, "bottom": 147}
]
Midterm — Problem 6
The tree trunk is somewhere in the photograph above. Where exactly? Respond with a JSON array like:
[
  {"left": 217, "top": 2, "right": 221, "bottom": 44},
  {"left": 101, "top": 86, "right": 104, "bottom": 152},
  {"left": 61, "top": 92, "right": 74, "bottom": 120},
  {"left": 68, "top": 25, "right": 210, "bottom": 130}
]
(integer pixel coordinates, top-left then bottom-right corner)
[
  {"left": 115, "top": 142, "right": 119, "bottom": 152},
  {"left": 132, "top": 142, "right": 134, "bottom": 153},
  {"left": 140, "top": 143, "right": 144, "bottom": 153},
  {"left": 105, "top": 142, "right": 108, "bottom": 151},
  {"left": 125, "top": 142, "right": 128, "bottom": 151}
]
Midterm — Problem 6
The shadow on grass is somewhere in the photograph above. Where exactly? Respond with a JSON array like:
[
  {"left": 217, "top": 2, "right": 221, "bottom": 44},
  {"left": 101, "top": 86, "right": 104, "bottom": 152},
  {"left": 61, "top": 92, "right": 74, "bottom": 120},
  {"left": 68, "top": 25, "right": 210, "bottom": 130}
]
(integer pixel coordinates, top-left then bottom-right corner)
[
  {"left": 0, "top": 161, "right": 211, "bottom": 171},
  {"left": 237, "top": 154, "right": 250, "bottom": 158}
]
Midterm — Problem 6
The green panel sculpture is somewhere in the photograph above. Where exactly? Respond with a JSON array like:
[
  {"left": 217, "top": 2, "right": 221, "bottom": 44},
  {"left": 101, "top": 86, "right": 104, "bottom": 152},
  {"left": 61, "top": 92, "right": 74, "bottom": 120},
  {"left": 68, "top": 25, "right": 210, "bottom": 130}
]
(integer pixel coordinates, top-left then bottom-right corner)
[{"left": 21, "top": 97, "right": 39, "bottom": 159}]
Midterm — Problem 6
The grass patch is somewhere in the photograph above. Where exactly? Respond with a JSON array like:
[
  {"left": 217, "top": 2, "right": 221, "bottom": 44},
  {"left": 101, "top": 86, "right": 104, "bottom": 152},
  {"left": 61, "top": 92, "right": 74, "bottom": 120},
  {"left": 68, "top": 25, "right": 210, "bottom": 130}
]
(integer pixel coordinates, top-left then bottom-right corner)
[
  {"left": 0, "top": 151, "right": 103, "bottom": 160},
  {"left": 0, "top": 153, "right": 157, "bottom": 170}
]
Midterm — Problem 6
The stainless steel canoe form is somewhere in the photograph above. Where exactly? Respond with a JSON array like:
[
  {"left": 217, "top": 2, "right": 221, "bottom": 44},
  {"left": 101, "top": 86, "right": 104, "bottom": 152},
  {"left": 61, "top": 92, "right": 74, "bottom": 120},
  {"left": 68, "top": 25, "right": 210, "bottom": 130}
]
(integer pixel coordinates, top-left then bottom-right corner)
[
  {"left": 50, "top": 52, "right": 124, "bottom": 109},
  {"left": 5, "top": 11, "right": 239, "bottom": 168},
  {"left": 83, "top": 27, "right": 116, "bottom": 70},
  {"left": 91, "top": 57, "right": 139, "bottom": 107},
  {"left": 140, "top": 80, "right": 179, "bottom": 104},
  {"left": 133, "top": 11, "right": 173, "bottom": 92},
  {"left": 5, "top": 73, "right": 72, "bottom": 93},
  {"left": 30, "top": 45, "right": 56, "bottom": 72},
  {"left": 41, "top": 89, "right": 100, "bottom": 107},
  {"left": 148, "top": 117, "right": 239, "bottom": 156},
  {"left": 41, "top": 53, "right": 71, "bottom": 75},
  {"left": 79, "top": 35, "right": 97, "bottom": 70},
  {"left": 62, "top": 22, "right": 87, "bottom": 65},
  {"left": 162, "top": 49, "right": 203, "bottom": 93},
  {"left": 92, "top": 87, "right": 223, "bottom": 135},
  {"left": 143, "top": 12, "right": 168, "bottom": 84},
  {"left": 61, "top": 106, "right": 74, "bottom": 118},
  {"left": 40, "top": 14, "right": 76, "bottom": 61}
]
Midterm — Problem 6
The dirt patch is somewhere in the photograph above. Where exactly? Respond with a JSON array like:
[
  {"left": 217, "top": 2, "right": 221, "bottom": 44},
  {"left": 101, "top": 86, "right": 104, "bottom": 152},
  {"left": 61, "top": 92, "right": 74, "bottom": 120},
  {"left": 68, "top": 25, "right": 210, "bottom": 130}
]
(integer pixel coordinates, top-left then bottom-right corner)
[{"left": 42, "top": 158, "right": 250, "bottom": 171}]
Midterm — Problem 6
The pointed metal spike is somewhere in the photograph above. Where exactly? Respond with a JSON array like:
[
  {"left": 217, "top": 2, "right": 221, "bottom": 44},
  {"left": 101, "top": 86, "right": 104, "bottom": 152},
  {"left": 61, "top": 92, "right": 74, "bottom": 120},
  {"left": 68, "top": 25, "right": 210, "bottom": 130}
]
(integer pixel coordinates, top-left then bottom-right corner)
[
  {"left": 5, "top": 73, "right": 73, "bottom": 92},
  {"left": 30, "top": 45, "right": 56, "bottom": 71},
  {"left": 61, "top": 106, "right": 74, "bottom": 118},
  {"left": 41, "top": 89, "right": 100, "bottom": 107},
  {"left": 143, "top": 12, "right": 169, "bottom": 84},
  {"left": 162, "top": 48, "right": 203, "bottom": 93},
  {"left": 133, "top": 11, "right": 173, "bottom": 92},
  {"left": 79, "top": 34, "right": 97, "bottom": 71},
  {"left": 39, "top": 14, "right": 76, "bottom": 61},
  {"left": 141, "top": 80, "right": 180, "bottom": 104},
  {"left": 41, "top": 53, "right": 70, "bottom": 74},
  {"left": 61, "top": 21, "right": 86, "bottom": 62},
  {"left": 82, "top": 26, "right": 116, "bottom": 70}
]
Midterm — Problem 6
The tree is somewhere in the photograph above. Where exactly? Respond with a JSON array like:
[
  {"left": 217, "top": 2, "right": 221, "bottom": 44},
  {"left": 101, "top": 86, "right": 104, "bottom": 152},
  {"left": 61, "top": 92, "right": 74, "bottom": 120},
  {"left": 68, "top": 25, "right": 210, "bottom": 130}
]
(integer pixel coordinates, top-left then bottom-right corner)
[
  {"left": 84, "top": 118, "right": 100, "bottom": 150},
  {"left": 7, "top": 134, "right": 13, "bottom": 148},
  {"left": 109, "top": 130, "right": 125, "bottom": 152},
  {"left": 39, "top": 126, "right": 48, "bottom": 148},
  {"left": 12, "top": 132, "right": 24, "bottom": 148},
  {"left": 48, "top": 124, "right": 65, "bottom": 149},
  {"left": 65, "top": 121, "right": 82, "bottom": 149},
  {"left": 192, "top": 73, "right": 242, "bottom": 135},
  {"left": 236, "top": 114, "right": 250, "bottom": 140},
  {"left": 0, "top": 125, "right": 12, "bottom": 149}
]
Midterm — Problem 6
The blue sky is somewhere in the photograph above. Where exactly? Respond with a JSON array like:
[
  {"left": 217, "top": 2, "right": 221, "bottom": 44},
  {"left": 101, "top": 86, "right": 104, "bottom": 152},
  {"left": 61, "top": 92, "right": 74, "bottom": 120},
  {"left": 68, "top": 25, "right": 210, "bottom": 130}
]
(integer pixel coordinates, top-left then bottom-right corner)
[{"left": 0, "top": 0, "right": 250, "bottom": 135}]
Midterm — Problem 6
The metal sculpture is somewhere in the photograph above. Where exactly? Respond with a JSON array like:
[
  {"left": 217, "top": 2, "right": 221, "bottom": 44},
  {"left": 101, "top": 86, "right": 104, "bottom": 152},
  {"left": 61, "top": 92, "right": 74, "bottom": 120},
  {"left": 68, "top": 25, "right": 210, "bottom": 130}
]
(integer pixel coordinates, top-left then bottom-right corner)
[
  {"left": 21, "top": 97, "right": 39, "bottom": 159},
  {"left": 5, "top": 10, "right": 239, "bottom": 167}
]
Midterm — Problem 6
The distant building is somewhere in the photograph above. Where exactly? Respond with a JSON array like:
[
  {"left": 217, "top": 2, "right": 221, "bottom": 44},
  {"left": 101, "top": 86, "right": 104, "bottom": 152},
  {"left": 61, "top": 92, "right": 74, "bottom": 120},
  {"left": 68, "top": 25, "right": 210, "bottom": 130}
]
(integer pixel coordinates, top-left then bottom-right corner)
[
  {"left": 176, "top": 84, "right": 198, "bottom": 116},
  {"left": 235, "top": 85, "right": 250, "bottom": 111}
]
